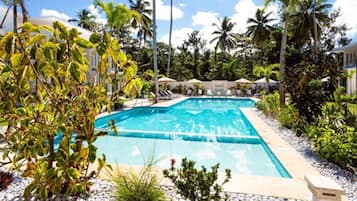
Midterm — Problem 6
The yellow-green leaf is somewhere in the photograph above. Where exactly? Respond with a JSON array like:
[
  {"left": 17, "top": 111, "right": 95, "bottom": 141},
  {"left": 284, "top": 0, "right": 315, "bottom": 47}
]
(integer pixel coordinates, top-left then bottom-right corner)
[{"left": 11, "top": 53, "right": 24, "bottom": 67}]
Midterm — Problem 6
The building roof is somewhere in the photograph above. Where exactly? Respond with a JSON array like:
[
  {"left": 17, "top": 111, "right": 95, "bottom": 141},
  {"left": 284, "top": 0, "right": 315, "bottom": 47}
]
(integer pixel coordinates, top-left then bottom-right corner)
[
  {"left": 333, "top": 41, "right": 357, "bottom": 53},
  {"left": 31, "top": 17, "right": 93, "bottom": 40}
]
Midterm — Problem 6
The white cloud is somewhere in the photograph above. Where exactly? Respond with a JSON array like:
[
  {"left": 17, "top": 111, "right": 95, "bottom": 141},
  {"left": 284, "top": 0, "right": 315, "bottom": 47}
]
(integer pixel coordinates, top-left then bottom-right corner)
[
  {"left": 192, "top": 11, "right": 219, "bottom": 26},
  {"left": 231, "top": 0, "right": 278, "bottom": 33},
  {"left": 160, "top": 27, "right": 193, "bottom": 48},
  {"left": 40, "top": 9, "right": 71, "bottom": 21},
  {"left": 179, "top": 3, "right": 185, "bottom": 7},
  {"left": 149, "top": 0, "right": 184, "bottom": 20},
  {"left": 88, "top": 4, "right": 107, "bottom": 25},
  {"left": 333, "top": 0, "right": 357, "bottom": 40}
]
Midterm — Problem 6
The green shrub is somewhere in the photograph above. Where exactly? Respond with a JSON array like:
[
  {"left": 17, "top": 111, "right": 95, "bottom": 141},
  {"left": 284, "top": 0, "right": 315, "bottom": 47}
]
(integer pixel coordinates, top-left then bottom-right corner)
[
  {"left": 278, "top": 104, "right": 299, "bottom": 128},
  {"left": 308, "top": 124, "right": 356, "bottom": 169},
  {"left": 256, "top": 91, "right": 280, "bottom": 117},
  {"left": 163, "top": 158, "right": 231, "bottom": 201},
  {"left": 113, "top": 163, "right": 166, "bottom": 201},
  {"left": 308, "top": 101, "right": 357, "bottom": 169}
]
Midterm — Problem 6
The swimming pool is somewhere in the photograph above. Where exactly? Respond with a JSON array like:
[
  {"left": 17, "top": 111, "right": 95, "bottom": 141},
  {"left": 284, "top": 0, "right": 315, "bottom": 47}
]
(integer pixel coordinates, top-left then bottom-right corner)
[{"left": 94, "top": 98, "right": 291, "bottom": 178}]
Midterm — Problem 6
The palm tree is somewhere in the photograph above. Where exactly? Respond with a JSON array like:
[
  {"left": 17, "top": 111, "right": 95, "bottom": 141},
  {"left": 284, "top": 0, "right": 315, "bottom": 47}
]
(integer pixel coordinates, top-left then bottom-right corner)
[
  {"left": 0, "top": 0, "right": 29, "bottom": 32},
  {"left": 129, "top": 0, "right": 152, "bottom": 46},
  {"left": 265, "top": 0, "right": 299, "bottom": 107},
  {"left": 210, "top": 16, "right": 237, "bottom": 60},
  {"left": 94, "top": 0, "right": 140, "bottom": 36},
  {"left": 292, "top": 0, "right": 331, "bottom": 60},
  {"left": 68, "top": 9, "right": 96, "bottom": 31},
  {"left": 253, "top": 64, "right": 279, "bottom": 92},
  {"left": 185, "top": 30, "right": 205, "bottom": 78},
  {"left": 246, "top": 9, "right": 275, "bottom": 65},
  {"left": 166, "top": 0, "right": 173, "bottom": 77},
  {"left": 152, "top": 0, "right": 159, "bottom": 102}
]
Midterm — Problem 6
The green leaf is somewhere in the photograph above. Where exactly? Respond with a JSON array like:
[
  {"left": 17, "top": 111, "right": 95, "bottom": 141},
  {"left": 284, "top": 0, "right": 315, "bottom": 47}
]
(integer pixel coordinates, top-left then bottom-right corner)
[
  {"left": 25, "top": 34, "right": 46, "bottom": 47},
  {"left": 75, "top": 38, "right": 94, "bottom": 49},
  {"left": 11, "top": 53, "right": 24, "bottom": 67}
]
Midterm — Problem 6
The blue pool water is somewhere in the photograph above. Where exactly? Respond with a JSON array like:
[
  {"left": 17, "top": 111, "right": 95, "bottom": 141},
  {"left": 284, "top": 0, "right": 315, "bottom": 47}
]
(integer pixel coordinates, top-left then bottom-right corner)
[{"left": 94, "top": 98, "right": 290, "bottom": 178}]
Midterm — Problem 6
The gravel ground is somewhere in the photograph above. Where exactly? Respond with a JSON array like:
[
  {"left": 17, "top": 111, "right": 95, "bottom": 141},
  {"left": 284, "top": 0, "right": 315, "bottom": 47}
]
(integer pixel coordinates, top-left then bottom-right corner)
[
  {"left": 0, "top": 109, "right": 355, "bottom": 201},
  {"left": 254, "top": 109, "right": 357, "bottom": 201},
  {"left": 0, "top": 175, "right": 302, "bottom": 201}
]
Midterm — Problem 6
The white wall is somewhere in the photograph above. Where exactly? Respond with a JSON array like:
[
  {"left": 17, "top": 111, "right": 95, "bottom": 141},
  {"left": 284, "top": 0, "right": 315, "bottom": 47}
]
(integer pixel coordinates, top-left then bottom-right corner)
[{"left": 346, "top": 67, "right": 357, "bottom": 95}]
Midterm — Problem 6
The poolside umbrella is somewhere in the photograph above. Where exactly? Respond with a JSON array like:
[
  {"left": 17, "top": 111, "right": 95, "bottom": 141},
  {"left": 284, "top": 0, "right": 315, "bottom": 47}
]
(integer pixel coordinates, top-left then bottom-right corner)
[
  {"left": 158, "top": 77, "right": 176, "bottom": 83},
  {"left": 235, "top": 78, "right": 251, "bottom": 83},
  {"left": 187, "top": 78, "right": 202, "bottom": 83}
]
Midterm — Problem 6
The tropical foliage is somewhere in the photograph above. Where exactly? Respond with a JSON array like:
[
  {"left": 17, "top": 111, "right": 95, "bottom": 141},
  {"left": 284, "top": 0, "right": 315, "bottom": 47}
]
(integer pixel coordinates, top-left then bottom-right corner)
[
  {"left": 0, "top": 21, "right": 140, "bottom": 199},
  {"left": 163, "top": 158, "right": 231, "bottom": 201}
]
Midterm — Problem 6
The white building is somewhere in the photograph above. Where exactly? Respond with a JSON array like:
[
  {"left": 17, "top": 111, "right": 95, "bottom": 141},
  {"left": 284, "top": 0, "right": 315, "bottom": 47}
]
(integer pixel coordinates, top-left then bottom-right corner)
[
  {"left": 0, "top": 7, "right": 102, "bottom": 86},
  {"left": 334, "top": 42, "right": 357, "bottom": 95}
]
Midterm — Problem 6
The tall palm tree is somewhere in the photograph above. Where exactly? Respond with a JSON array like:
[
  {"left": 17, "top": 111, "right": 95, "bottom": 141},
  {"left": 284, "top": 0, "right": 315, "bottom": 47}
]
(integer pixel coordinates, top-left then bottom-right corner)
[
  {"left": 0, "top": 0, "right": 29, "bottom": 32},
  {"left": 210, "top": 16, "right": 237, "bottom": 60},
  {"left": 246, "top": 9, "right": 275, "bottom": 65},
  {"left": 265, "top": 0, "right": 299, "bottom": 107},
  {"left": 166, "top": 0, "right": 173, "bottom": 77},
  {"left": 68, "top": 9, "right": 96, "bottom": 31},
  {"left": 185, "top": 30, "right": 205, "bottom": 78},
  {"left": 292, "top": 0, "right": 331, "bottom": 60},
  {"left": 152, "top": 0, "right": 159, "bottom": 102},
  {"left": 253, "top": 63, "right": 279, "bottom": 92},
  {"left": 129, "top": 0, "right": 152, "bottom": 46}
]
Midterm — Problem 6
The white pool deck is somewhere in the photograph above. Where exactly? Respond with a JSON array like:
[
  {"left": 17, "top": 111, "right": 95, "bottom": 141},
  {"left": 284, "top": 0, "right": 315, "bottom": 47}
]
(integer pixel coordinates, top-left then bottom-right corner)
[{"left": 94, "top": 96, "right": 347, "bottom": 200}]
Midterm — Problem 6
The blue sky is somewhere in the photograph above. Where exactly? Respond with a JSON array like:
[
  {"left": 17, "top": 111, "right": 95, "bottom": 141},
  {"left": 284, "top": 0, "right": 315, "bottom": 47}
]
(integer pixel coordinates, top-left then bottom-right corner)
[{"left": 1, "top": 0, "right": 356, "bottom": 47}]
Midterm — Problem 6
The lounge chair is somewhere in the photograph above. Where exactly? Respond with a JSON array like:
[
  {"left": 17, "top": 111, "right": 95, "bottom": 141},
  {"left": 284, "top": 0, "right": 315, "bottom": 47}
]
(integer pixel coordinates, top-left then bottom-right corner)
[
  {"left": 206, "top": 89, "right": 213, "bottom": 96},
  {"left": 198, "top": 89, "right": 203, "bottom": 96},
  {"left": 236, "top": 89, "right": 242, "bottom": 97},
  {"left": 159, "top": 91, "right": 171, "bottom": 100},
  {"left": 247, "top": 89, "right": 252, "bottom": 97},
  {"left": 226, "top": 89, "right": 232, "bottom": 96}
]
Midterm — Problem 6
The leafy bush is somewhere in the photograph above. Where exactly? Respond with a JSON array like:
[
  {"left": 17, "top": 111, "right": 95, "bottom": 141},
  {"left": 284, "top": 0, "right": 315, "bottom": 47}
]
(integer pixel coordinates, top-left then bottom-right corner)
[
  {"left": 278, "top": 103, "right": 299, "bottom": 128},
  {"left": 308, "top": 123, "right": 356, "bottom": 170},
  {"left": 113, "top": 163, "right": 166, "bottom": 201},
  {"left": 163, "top": 158, "right": 231, "bottom": 201},
  {"left": 0, "top": 22, "right": 140, "bottom": 199},
  {"left": 0, "top": 171, "right": 14, "bottom": 191},
  {"left": 308, "top": 100, "right": 357, "bottom": 170},
  {"left": 255, "top": 91, "right": 280, "bottom": 117}
]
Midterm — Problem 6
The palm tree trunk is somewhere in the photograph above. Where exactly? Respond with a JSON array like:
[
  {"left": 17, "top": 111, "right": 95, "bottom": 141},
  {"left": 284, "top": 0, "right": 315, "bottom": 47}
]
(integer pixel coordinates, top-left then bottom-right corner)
[
  {"left": 13, "top": 5, "right": 17, "bottom": 33},
  {"left": 152, "top": 0, "right": 159, "bottom": 103},
  {"left": 279, "top": 13, "right": 288, "bottom": 108},
  {"left": 0, "top": 6, "right": 12, "bottom": 29},
  {"left": 19, "top": 1, "right": 29, "bottom": 23},
  {"left": 312, "top": 0, "right": 319, "bottom": 63},
  {"left": 166, "top": 0, "right": 173, "bottom": 77}
]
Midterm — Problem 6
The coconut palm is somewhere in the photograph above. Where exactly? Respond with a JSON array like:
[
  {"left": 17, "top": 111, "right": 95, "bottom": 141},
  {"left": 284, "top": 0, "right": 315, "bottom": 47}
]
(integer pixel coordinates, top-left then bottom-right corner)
[
  {"left": 210, "top": 16, "right": 237, "bottom": 59},
  {"left": 185, "top": 30, "right": 205, "bottom": 78},
  {"left": 0, "top": 0, "right": 29, "bottom": 32},
  {"left": 129, "top": 0, "right": 153, "bottom": 46},
  {"left": 265, "top": 0, "right": 300, "bottom": 107},
  {"left": 68, "top": 9, "right": 96, "bottom": 31},
  {"left": 292, "top": 0, "right": 331, "bottom": 59},
  {"left": 166, "top": 0, "right": 173, "bottom": 77},
  {"left": 246, "top": 9, "right": 275, "bottom": 65}
]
